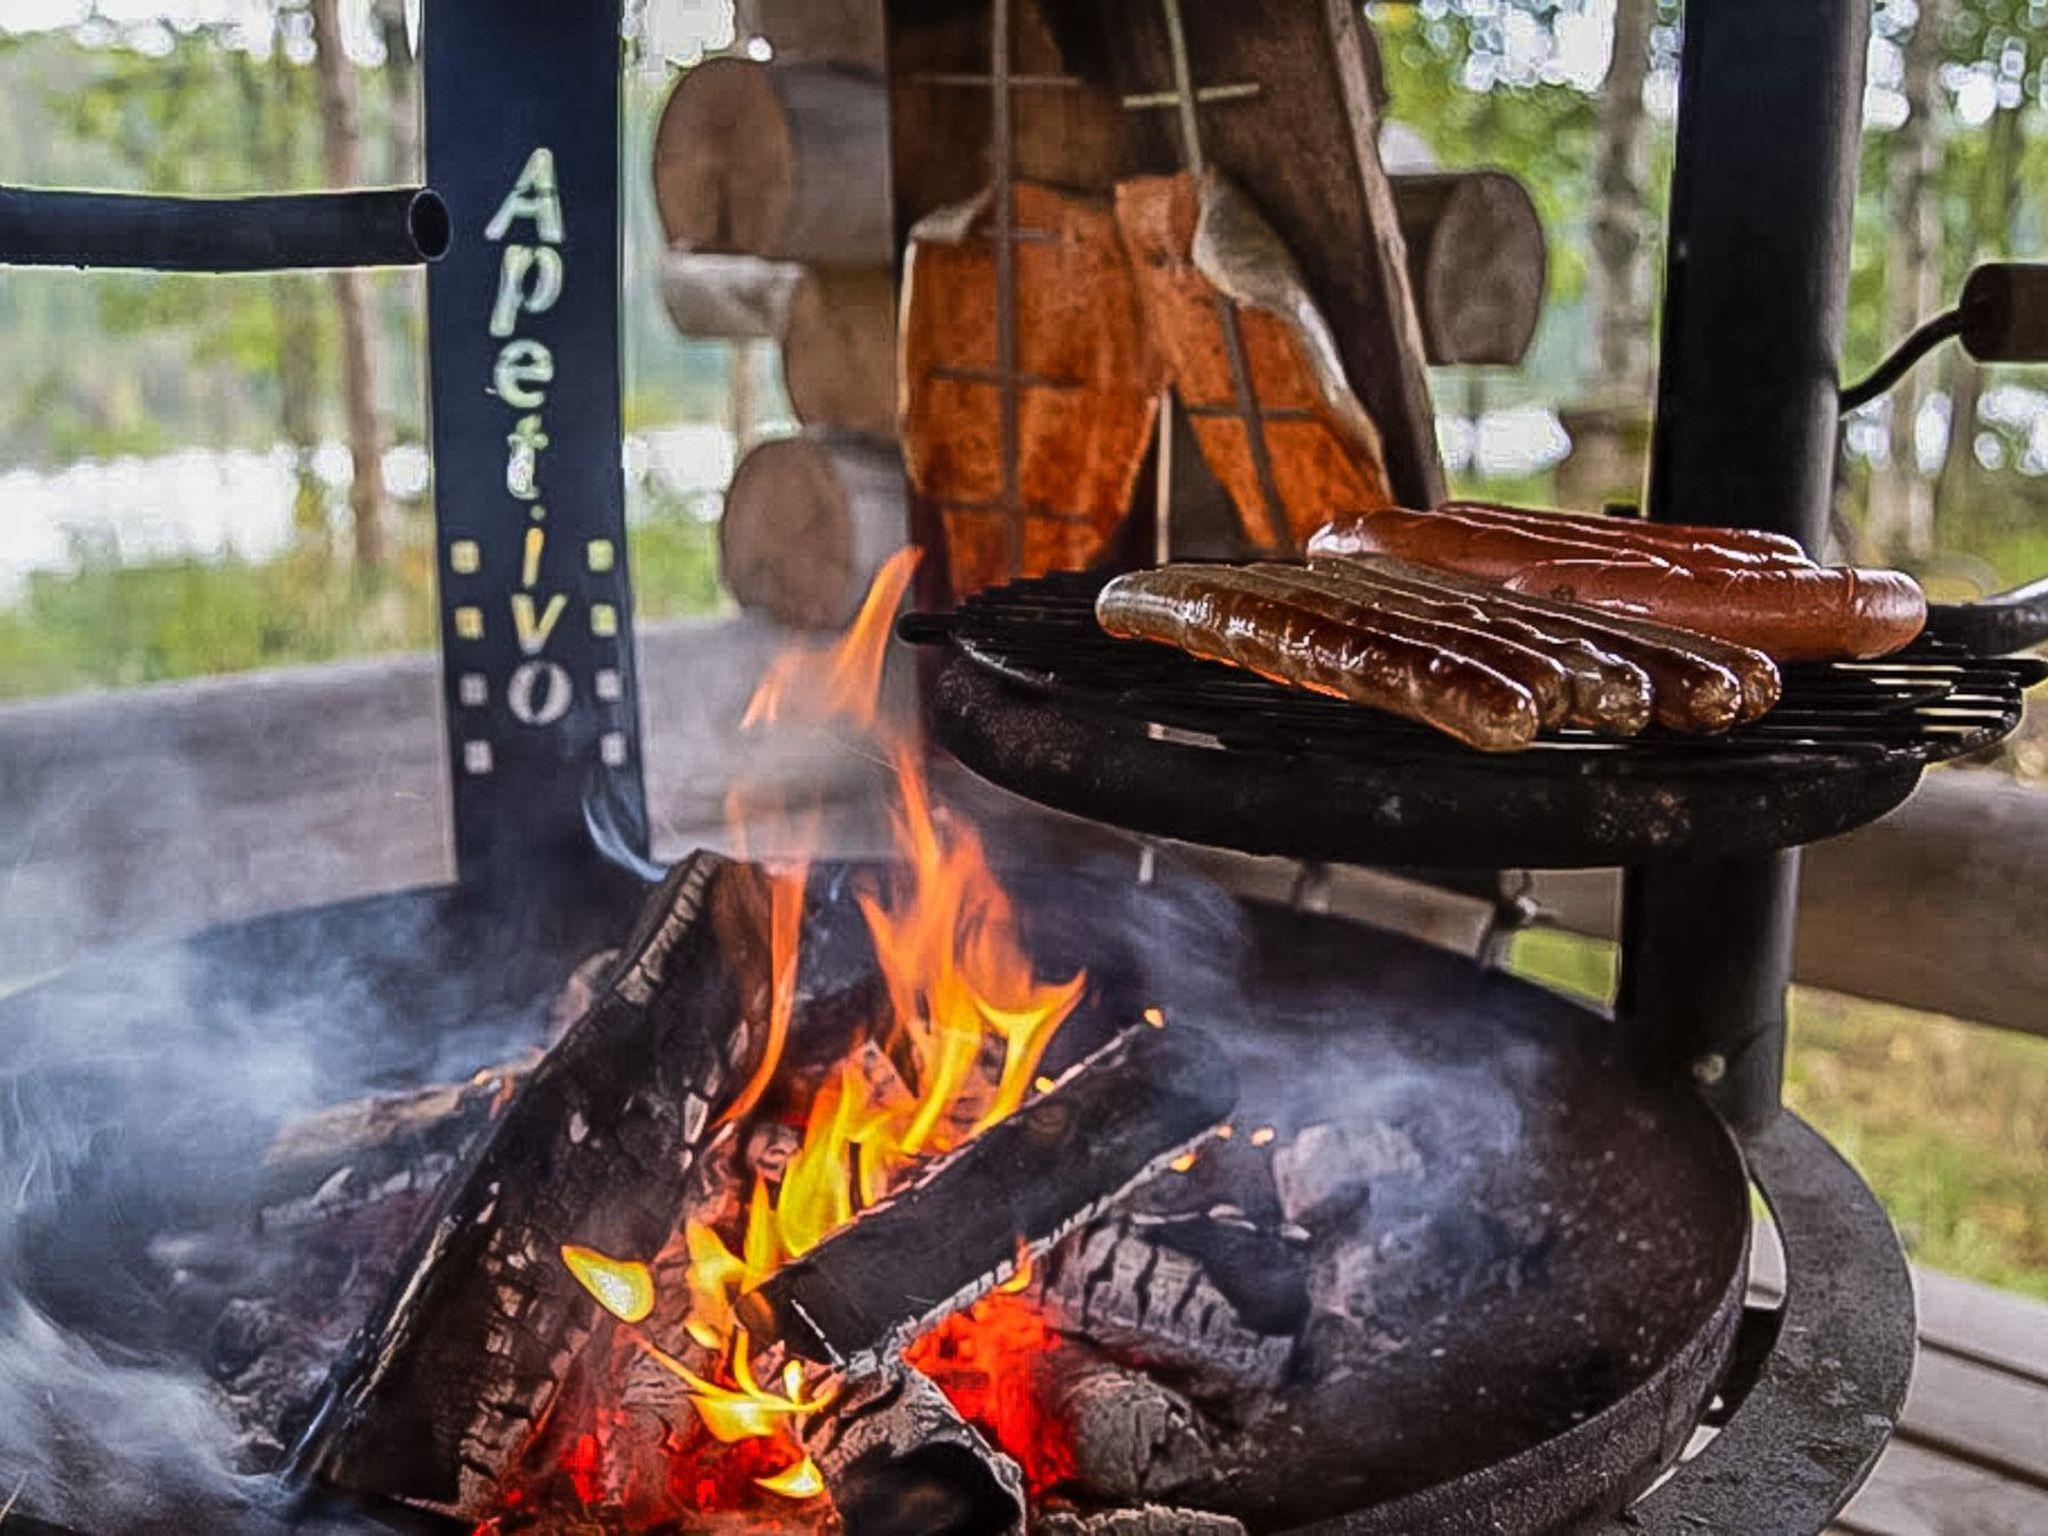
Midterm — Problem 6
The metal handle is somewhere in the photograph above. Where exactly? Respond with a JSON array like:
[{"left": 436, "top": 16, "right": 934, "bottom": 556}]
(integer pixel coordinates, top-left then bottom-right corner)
[
  {"left": 1925, "top": 576, "right": 2048, "bottom": 657},
  {"left": 0, "top": 185, "right": 449, "bottom": 272}
]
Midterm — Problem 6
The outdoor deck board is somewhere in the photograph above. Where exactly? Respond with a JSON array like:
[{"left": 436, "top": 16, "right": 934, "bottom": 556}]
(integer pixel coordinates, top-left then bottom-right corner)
[{"left": 1762, "top": 1255, "right": 2048, "bottom": 1535}]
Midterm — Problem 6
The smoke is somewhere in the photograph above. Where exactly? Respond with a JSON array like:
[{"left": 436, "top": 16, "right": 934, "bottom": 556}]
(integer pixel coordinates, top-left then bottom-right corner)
[{"left": 0, "top": 894, "right": 561, "bottom": 1535}]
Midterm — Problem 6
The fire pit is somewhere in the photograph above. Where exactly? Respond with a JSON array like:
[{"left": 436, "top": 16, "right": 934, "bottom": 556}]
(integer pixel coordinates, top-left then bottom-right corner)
[{"left": 9, "top": 0, "right": 2044, "bottom": 1532}]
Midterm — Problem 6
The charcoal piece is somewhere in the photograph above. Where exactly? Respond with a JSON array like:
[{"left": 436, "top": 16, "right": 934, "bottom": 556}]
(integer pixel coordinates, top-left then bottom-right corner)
[
  {"left": 803, "top": 1365, "right": 1026, "bottom": 1536},
  {"left": 1036, "top": 1505, "right": 1246, "bottom": 1535},
  {"left": 1036, "top": 1216, "right": 1295, "bottom": 1400},
  {"left": 738, "top": 1024, "right": 1237, "bottom": 1376},
  {"left": 1269, "top": 1120, "right": 1422, "bottom": 1228},
  {"left": 1043, "top": 1347, "right": 1210, "bottom": 1502},
  {"left": 1142, "top": 1215, "right": 1310, "bottom": 1337},
  {"left": 290, "top": 852, "right": 782, "bottom": 1519}
]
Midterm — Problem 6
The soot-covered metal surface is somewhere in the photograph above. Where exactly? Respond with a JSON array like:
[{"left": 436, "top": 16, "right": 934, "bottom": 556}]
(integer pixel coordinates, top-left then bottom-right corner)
[
  {"left": 906, "top": 571, "right": 2046, "bottom": 869},
  {"left": 0, "top": 866, "right": 1747, "bottom": 1536}
]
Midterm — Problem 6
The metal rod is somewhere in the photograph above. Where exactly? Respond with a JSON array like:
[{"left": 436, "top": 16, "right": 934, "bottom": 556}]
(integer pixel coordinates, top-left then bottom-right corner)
[
  {"left": 991, "top": 0, "right": 1024, "bottom": 580},
  {"left": 1621, "top": 0, "right": 1872, "bottom": 1134},
  {"left": 1154, "top": 0, "right": 1292, "bottom": 552},
  {"left": 0, "top": 185, "right": 449, "bottom": 271}
]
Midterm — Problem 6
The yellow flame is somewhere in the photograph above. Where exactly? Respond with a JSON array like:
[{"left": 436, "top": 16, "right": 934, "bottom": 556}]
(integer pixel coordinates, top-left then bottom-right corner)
[
  {"left": 756, "top": 1456, "right": 825, "bottom": 1500},
  {"left": 1250, "top": 1126, "right": 1276, "bottom": 1147},
  {"left": 560, "top": 550, "right": 1091, "bottom": 1513},
  {"left": 560, "top": 1245, "right": 655, "bottom": 1324}
]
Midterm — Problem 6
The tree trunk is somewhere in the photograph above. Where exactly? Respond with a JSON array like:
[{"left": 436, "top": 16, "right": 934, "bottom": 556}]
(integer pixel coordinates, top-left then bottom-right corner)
[
  {"left": 371, "top": 0, "right": 419, "bottom": 181},
  {"left": 1865, "top": 0, "right": 1944, "bottom": 562},
  {"left": 1586, "top": 0, "right": 1654, "bottom": 405},
  {"left": 244, "top": 36, "right": 326, "bottom": 544},
  {"left": 310, "top": 0, "right": 391, "bottom": 574},
  {"left": 1935, "top": 95, "right": 2026, "bottom": 524}
]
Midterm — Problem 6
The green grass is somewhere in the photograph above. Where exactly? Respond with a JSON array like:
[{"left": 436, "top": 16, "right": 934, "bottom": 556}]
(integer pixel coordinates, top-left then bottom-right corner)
[
  {"left": 0, "top": 502, "right": 725, "bottom": 702},
  {"left": 1510, "top": 927, "right": 2048, "bottom": 1301}
]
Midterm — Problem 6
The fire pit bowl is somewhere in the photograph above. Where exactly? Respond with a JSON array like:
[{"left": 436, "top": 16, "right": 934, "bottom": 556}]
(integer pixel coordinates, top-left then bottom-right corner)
[{"left": 0, "top": 864, "right": 1750, "bottom": 1536}]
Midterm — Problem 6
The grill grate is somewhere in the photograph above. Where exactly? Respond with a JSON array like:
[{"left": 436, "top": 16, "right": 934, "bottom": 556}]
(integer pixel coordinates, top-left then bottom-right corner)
[{"left": 904, "top": 570, "right": 2047, "bottom": 868}]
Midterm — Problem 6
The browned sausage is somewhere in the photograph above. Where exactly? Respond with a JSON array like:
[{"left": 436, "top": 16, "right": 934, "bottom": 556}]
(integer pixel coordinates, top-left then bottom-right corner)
[
  {"left": 1313, "top": 553, "right": 1774, "bottom": 731},
  {"left": 1095, "top": 566, "right": 1542, "bottom": 752},
  {"left": 1502, "top": 560, "right": 1926, "bottom": 662},
  {"left": 1238, "top": 565, "right": 1572, "bottom": 727},
  {"left": 1438, "top": 501, "right": 1812, "bottom": 569},
  {"left": 1294, "top": 559, "right": 1653, "bottom": 736}
]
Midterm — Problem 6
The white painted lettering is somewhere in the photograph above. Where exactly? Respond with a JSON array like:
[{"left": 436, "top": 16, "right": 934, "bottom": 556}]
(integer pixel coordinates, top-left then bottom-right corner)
[{"left": 485, "top": 147, "right": 564, "bottom": 244}]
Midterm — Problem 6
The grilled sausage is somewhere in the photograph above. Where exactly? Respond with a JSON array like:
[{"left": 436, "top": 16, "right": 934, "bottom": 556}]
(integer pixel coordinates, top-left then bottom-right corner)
[
  {"left": 1437, "top": 501, "right": 1811, "bottom": 569},
  {"left": 1096, "top": 565, "right": 1542, "bottom": 752},
  {"left": 1312, "top": 553, "right": 1776, "bottom": 731},
  {"left": 1310, "top": 506, "right": 1924, "bottom": 661},
  {"left": 1239, "top": 565, "right": 1572, "bottom": 727},
  {"left": 1501, "top": 560, "right": 1926, "bottom": 662},
  {"left": 1294, "top": 559, "right": 1653, "bottom": 736}
]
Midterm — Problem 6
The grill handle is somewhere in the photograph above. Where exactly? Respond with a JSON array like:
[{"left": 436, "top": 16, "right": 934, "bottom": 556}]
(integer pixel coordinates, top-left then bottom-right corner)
[{"left": 1925, "top": 576, "right": 2048, "bottom": 657}]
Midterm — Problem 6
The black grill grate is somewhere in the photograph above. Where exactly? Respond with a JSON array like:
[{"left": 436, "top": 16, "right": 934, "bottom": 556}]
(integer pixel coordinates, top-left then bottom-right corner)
[
  {"left": 903, "top": 570, "right": 2046, "bottom": 868},
  {"left": 909, "top": 570, "right": 2042, "bottom": 764}
]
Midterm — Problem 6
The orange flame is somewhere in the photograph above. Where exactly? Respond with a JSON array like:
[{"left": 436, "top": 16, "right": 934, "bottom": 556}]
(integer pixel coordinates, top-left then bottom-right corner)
[{"left": 557, "top": 546, "right": 1088, "bottom": 1519}]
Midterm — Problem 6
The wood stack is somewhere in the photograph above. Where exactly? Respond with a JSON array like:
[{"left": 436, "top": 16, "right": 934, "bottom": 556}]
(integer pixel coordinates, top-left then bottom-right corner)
[{"left": 654, "top": 2, "right": 904, "bottom": 630}]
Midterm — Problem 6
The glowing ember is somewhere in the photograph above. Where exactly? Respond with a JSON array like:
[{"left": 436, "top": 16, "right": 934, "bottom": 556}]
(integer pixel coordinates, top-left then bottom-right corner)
[
  {"left": 543, "top": 547, "right": 1093, "bottom": 1525},
  {"left": 559, "top": 1246, "right": 655, "bottom": 1324},
  {"left": 1250, "top": 1125, "right": 1277, "bottom": 1147}
]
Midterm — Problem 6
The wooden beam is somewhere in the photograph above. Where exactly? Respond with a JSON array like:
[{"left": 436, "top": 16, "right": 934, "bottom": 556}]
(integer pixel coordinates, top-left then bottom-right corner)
[{"left": 1523, "top": 771, "right": 2048, "bottom": 1041}]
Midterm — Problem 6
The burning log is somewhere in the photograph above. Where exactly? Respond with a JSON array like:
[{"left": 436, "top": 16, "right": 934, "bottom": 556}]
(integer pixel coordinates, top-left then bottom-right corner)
[
  {"left": 1034, "top": 1215, "right": 1296, "bottom": 1401},
  {"left": 291, "top": 852, "right": 789, "bottom": 1518},
  {"left": 803, "top": 1365, "right": 1027, "bottom": 1536},
  {"left": 1042, "top": 1347, "right": 1210, "bottom": 1504},
  {"left": 737, "top": 1024, "right": 1238, "bottom": 1376}
]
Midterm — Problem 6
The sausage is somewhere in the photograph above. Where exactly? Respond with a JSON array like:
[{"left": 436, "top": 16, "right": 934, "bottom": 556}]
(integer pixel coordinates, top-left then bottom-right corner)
[
  {"left": 1240, "top": 565, "right": 1572, "bottom": 727},
  {"left": 1294, "top": 559, "right": 1653, "bottom": 736},
  {"left": 1312, "top": 553, "right": 1774, "bottom": 731},
  {"left": 1437, "top": 501, "right": 1812, "bottom": 569},
  {"left": 1503, "top": 560, "right": 1926, "bottom": 662},
  {"left": 1310, "top": 506, "right": 1924, "bottom": 661},
  {"left": 1095, "top": 566, "right": 1542, "bottom": 752}
]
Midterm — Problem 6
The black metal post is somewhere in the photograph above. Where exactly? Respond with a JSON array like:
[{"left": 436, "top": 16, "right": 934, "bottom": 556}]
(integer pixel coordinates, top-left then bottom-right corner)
[
  {"left": 1618, "top": 0, "right": 1870, "bottom": 1132},
  {"left": 0, "top": 186, "right": 448, "bottom": 271},
  {"left": 423, "top": 0, "right": 650, "bottom": 890}
]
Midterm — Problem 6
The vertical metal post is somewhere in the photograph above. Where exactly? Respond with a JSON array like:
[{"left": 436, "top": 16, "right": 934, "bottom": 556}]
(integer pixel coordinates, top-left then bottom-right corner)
[
  {"left": 424, "top": 0, "right": 650, "bottom": 889},
  {"left": 1618, "top": 0, "right": 1869, "bottom": 1131}
]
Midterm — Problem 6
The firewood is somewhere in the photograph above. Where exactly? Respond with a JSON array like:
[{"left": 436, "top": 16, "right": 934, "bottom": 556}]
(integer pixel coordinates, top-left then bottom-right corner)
[
  {"left": 1042, "top": 1346, "right": 1210, "bottom": 1503},
  {"left": 737, "top": 0, "right": 886, "bottom": 70},
  {"left": 1389, "top": 170, "right": 1547, "bottom": 367},
  {"left": 737, "top": 1025, "right": 1238, "bottom": 1376},
  {"left": 292, "top": 852, "right": 786, "bottom": 1519},
  {"left": 720, "top": 431, "right": 908, "bottom": 629},
  {"left": 1035, "top": 1215, "right": 1295, "bottom": 1400},
  {"left": 1036, "top": 1506, "right": 1245, "bottom": 1536},
  {"left": 660, "top": 248, "right": 803, "bottom": 339},
  {"left": 803, "top": 1364, "right": 1027, "bottom": 1536},
  {"left": 784, "top": 264, "right": 898, "bottom": 436},
  {"left": 654, "top": 58, "right": 891, "bottom": 264}
]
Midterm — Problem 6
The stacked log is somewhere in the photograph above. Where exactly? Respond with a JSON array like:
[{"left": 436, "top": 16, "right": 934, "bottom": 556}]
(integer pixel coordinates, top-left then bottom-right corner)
[
  {"left": 656, "top": 7, "right": 1547, "bottom": 624},
  {"left": 654, "top": 24, "right": 905, "bottom": 630}
]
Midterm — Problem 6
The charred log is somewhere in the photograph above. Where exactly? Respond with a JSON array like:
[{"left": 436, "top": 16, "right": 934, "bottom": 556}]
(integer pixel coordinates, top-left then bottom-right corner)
[
  {"left": 1036, "top": 1507, "right": 1245, "bottom": 1536},
  {"left": 737, "top": 1024, "right": 1237, "bottom": 1375},
  {"left": 1042, "top": 1347, "right": 1210, "bottom": 1504},
  {"left": 804, "top": 1365, "right": 1027, "bottom": 1536},
  {"left": 1035, "top": 1215, "right": 1295, "bottom": 1401},
  {"left": 290, "top": 852, "right": 782, "bottom": 1518}
]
